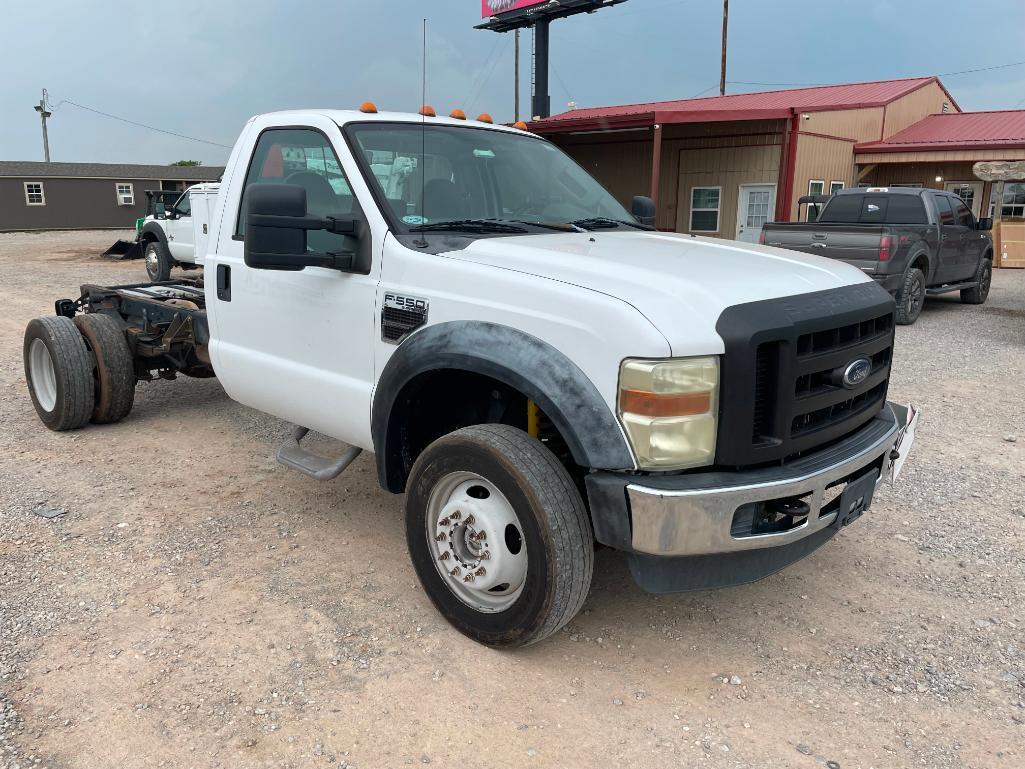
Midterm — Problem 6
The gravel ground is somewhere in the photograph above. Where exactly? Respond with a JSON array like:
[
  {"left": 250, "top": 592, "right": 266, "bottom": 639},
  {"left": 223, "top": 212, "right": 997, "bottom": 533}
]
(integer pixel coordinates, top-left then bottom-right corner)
[{"left": 1, "top": 230, "right": 1023, "bottom": 769}]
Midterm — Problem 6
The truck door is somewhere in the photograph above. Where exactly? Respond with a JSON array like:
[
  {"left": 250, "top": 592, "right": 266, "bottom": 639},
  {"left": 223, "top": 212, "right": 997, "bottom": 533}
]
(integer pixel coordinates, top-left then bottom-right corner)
[
  {"left": 204, "top": 121, "right": 381, "bottom": 450},
  {"left": 933, "top": 194, "right": 962, "bottom": 284},
  {"left": 951, "top": 197, "right": 984, "bottom": 280},
  {"left": 165, "top": 189, "right": 196, "bottom": 262}
]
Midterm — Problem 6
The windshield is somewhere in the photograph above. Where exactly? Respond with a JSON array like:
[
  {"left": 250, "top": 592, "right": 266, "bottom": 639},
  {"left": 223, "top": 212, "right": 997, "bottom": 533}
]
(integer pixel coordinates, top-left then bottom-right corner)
[{"left": 345, "top": 122, "right": 634, "bottom": 230}]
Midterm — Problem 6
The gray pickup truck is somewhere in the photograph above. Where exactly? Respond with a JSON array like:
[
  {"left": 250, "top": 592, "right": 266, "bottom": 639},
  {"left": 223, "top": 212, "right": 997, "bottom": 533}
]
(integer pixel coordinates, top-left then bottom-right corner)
[{"left": 762, "top": 187, "right": 993, "bottom": 324}]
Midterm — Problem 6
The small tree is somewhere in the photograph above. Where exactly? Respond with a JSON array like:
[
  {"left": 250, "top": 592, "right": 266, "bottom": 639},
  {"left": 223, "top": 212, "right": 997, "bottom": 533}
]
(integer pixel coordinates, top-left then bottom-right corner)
[{"left": 170, "top": 160, "right": 202, "bottom": 167}]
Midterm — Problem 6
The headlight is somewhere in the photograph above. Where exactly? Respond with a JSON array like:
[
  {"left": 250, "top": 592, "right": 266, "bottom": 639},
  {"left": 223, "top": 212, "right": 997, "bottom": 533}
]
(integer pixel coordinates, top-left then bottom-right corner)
[{"left": 618, "top": 356, "right": 719, "bottom": 470}]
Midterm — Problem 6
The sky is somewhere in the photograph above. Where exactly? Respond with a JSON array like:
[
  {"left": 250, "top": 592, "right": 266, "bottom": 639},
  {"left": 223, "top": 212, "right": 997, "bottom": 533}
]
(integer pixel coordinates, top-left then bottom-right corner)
[{"left": 1, "top": 0, "right": 1023, "bottom": 167}]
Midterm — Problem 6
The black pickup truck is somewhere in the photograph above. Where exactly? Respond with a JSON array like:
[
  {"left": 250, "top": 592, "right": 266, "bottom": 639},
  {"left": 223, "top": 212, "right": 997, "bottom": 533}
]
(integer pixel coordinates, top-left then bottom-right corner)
[{"left": 761, "top": 187, "right": 993, "bottom": 324}]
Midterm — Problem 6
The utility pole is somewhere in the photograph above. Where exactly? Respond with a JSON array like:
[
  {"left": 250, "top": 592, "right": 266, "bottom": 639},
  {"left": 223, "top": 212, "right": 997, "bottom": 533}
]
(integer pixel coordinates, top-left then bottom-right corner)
[
  {"left": 514, "top": 29, "right": 521, "bottom": 122},
  {"left": 719, "top": 0, "right": 729, "bottom": 96},
  {"left": 34, "top": 89, "right": 52, "bottom": 162}
]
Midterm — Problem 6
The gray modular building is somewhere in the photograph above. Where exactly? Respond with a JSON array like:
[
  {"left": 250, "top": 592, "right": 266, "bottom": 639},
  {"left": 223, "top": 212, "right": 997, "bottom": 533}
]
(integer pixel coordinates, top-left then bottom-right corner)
[{"left": 0, "top": 161, "right": 224, "bottom": 232}]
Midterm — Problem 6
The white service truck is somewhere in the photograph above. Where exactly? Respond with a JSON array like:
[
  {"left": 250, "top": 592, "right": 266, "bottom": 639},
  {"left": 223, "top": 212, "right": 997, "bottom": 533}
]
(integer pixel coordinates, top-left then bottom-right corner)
[
  {"left": 22, "top": 108, "right": 918, "bottom": 647},
  {"left": 136, "top": 183, "right": 220, "bottom": 281}
]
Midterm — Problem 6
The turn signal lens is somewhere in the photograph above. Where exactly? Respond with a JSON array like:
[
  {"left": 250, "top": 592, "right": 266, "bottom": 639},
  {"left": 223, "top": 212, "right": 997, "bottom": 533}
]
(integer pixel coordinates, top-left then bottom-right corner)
[
  {"left": 419, "top": 105, "right": 436, "bottom": 117},
  {"left": 618, "top": 357, "right": 719, "bottom": 470},
  {"left": 450, "top": 109, "right": 467, "bottom": 120},
  {"left": 477, "top": 113, "right": 494, "bottom": 124},
  {"left": 359, "top": 101, "right": 378, "bottom": 114}
]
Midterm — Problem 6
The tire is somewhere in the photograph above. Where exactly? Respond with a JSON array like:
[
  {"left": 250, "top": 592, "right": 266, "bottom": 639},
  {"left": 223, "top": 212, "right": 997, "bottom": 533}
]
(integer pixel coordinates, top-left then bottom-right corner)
[
  {"left": 73, "top": 313, "right": 136, "bottom": 424},
  {"left": 144, "top": 240, "right": 172, "bottom": 282},
  {"left": 895, "top": 266, "right": 925, "bottom": 325},
  {"left": 960, "top": 258, "right": 992, "bottom": 305},
  {"left": 23, "top": 316, "right": 95, "bottom": 431},
  {"left": 405, "top": 424, "right": 593, "bottom": 648}
]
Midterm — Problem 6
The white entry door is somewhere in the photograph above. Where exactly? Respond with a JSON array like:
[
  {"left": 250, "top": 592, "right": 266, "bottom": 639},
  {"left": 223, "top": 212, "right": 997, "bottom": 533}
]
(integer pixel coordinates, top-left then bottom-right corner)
[
  {"left": 736, "top": 184, "right": 776, "bottom": 243},
  {"left": 945, "top": 181, "right": 984, "bottom": 218}
]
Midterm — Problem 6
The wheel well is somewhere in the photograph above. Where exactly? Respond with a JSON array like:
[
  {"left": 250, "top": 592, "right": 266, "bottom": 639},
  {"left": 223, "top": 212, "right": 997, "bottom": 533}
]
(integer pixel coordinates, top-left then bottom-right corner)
[
  {"left": 381, "top": 369, "right": 577, "bottom": 494},
  {"left": 140, "top": 232, "right": 158, "bottom": 244},
  {"left": 910, "top": 252, "right": 929, "bottom": 274}
]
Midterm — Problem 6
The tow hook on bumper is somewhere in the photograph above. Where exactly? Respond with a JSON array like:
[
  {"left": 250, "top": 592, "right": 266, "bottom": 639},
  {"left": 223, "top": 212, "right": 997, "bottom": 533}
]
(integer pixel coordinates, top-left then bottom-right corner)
[{"left": 626, "top": 403, "right": 918, "bottom": 558}]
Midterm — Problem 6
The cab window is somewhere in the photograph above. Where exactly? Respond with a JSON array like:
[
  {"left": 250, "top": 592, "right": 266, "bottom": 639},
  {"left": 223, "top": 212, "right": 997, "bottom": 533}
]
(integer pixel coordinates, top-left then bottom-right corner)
[
  {"left": 174, "top": 191, "right": 192, "bottom": 217},
  {"left": 236, "top": 128, "right": 356, "bottom": 254},
  {"left": 952, "top": 198, "right": 974, "bottom": 227}
]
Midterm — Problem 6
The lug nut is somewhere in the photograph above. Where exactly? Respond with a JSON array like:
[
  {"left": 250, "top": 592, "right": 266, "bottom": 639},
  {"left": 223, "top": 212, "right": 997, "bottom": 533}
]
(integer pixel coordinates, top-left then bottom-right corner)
[
  {"left": 449, "top": 566, "right": 461, "bottom": 577},
  {"left": 464, "top": 514, "right": 475, "bottom": 525},
  {"left": 439, "top": 517, "right": 450, "bottom": 526},
  {"left": 450, "top": 511, "right": 461, "bottom": 520},
  {"left": 475, "top": 567, "right": 486, "bottom": 576},
  {"left": 435, "top": 532, "right": 447, "bottom": 542},
  {"left": 475, "top": 531, "right": 488, "bottom": 542},
  {"left": 479, "top": 550, "right": 491, "bottom": 560},
  {"left": 438, "top": 551, "right": 449, "bottom": 561},
  {"left": 463, "top": 574, "right": 476, "bottom": 583}
]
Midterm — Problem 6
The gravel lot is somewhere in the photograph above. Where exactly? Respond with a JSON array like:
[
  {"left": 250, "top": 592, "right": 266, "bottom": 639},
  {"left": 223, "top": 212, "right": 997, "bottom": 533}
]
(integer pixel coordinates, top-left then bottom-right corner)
[{"left": 1, "top": 230, "right": 1023, "bottom": 769}]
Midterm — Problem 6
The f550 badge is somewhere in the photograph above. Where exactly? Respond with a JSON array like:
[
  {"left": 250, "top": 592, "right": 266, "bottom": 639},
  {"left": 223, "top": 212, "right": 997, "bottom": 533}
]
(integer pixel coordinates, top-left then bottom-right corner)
[{"left": 382, "top": 293, "right": 429, "bottom": 343}]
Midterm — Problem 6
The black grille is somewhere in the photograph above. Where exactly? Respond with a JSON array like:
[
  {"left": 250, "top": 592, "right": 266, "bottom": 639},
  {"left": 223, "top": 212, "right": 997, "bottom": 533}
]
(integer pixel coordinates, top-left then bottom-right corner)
[{"left": 715, "top": 283, "right": 895, "bottom": 467}]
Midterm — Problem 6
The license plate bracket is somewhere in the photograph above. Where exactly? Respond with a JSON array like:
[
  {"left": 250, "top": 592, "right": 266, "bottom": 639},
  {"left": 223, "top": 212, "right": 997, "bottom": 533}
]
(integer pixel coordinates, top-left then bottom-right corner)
[{"left": 833, "top": 468, "right": 877, "bottom": 529}]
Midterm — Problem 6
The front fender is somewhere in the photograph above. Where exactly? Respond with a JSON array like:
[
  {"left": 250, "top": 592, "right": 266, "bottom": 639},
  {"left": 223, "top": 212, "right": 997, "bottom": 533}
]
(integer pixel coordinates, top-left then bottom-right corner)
[
  {"left": 372, "top": 321, "right": 635, "bottom": 492},
  {"left": 139, "top": 221, "right": 168, "bottom": 245}
]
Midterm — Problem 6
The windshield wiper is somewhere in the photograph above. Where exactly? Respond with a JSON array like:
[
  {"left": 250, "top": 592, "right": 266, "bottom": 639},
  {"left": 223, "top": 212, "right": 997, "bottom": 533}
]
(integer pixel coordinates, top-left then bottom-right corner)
[
  {"left": 409, "top": 219, "right": 529, "bottom": 234},
  {"left": 499, "top": 219, "right": 585, "bottom": 232},
  {"left": 570, "top": 217, "right": 653, "bottom": 231}
]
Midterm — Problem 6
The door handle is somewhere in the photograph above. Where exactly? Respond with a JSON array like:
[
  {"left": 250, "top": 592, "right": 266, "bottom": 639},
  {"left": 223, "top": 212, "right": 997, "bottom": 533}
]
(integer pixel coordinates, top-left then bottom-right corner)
[{"left": 216, "top": 264, "right": 231, "bottom": 302}]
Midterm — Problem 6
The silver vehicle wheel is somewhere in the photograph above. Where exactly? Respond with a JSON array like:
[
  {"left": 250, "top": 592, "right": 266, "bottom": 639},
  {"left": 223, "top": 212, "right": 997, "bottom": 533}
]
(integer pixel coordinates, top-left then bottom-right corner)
[
  {"left": 426, "top": 471, "right": 528, "bottom": 613},
  {"left": 28, "top": 338, "right": 58, "bottom": 411},
  {"left": 145, "top": 244, "right": 159, "bottom": 272}
]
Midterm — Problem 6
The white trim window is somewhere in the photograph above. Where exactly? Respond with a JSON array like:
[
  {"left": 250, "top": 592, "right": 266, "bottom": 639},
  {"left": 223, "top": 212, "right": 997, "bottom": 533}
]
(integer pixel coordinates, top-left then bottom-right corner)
[
  {"left": 24, "top": 182, "right": 45, "bottom": 206},
  {"left": 115, "top": 182, "right": 135, "bottom": 206},
  {"left": 1001, "top": 182, "right": 1025, "bottom": 219},
  {"left": 689, "top": 186, "right": 721, "bottom": 232},
  {"left": 829, "top": 181, "right": 845, "bottom": 194},
  {"left": 808, "top": 180, "right": 825, "bottom": 196}
]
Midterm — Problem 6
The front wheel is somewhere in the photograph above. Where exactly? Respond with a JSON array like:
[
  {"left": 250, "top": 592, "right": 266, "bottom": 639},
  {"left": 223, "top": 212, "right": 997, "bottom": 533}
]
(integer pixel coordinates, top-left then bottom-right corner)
[
  {"left": 960, "top": 258, "right": 992, "bottom": 305},
  {"left": 895, "top": 267, "right": 925, "bottom": 325},
  {"left": 405, "top": 424, "right": 593, "bottom": 648},
  {"left": 144, "top": 240, "right": 172, "bottom": 282}
]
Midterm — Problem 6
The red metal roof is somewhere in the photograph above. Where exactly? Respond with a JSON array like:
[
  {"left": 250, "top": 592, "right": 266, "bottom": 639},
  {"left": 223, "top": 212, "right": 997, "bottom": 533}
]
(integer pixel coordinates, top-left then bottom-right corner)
[
  {"left": 534, "top": 77, "right": 951, "bottom": 131},
  {"left": 855, "top": 110, "right": 1025, "bottom": 153}
]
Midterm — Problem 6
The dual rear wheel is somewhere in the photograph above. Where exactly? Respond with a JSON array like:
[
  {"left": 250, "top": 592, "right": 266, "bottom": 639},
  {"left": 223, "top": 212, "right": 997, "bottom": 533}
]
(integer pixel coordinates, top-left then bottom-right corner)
[{"left": 24, "top": 314, "right": 136, "bottom": 431}]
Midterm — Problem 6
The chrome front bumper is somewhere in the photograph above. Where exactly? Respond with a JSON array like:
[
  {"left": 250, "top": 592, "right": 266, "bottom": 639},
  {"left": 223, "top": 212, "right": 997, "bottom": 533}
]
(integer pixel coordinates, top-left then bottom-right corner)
[{"left": 626, "top": 403, "right": 918, "bottom": 557}]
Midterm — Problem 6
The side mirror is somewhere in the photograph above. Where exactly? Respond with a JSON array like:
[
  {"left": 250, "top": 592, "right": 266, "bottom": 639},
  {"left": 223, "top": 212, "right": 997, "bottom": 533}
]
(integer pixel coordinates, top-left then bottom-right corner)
[
  {"left": 977, "top": 217, "right": 992, "bottom": 231},
  {"left": 154, "top": 202, "right": 167, "bottom": 219},
  {"left": 631, "top": 195, "right": 657, "bottom": 227},
  {"left": 244, "top": 184, "right": 366, "bottom": 272}
]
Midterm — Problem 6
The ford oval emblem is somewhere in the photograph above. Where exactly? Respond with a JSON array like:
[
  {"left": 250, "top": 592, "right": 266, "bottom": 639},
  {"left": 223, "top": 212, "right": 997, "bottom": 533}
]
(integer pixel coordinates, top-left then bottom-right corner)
[{"left": 842, "top": 358, "right": 872, "bottom": 389}]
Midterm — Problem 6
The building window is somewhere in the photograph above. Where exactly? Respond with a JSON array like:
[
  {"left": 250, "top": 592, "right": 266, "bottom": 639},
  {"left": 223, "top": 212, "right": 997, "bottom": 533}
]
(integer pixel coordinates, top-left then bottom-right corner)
[
  {"left": 829, "top": 181, "right": 844, "bottom": 194},
  {"left": 1001, "top": 183, "right": 1025, "bottom": 219},
  {"left": 891, "top": 183, "right": 923, "bottom": 188},
  {"left": 689, "top": 187, "right": 721, "bottom": 232},
  {"left": 115, "top": 183, "right": 135, "bottom": 206},
  {"left": 808, "top": 180, "right": 825, "bottom": 196},
  {"left": 24, "top": 182, "right": 45, "bottom": 206}
]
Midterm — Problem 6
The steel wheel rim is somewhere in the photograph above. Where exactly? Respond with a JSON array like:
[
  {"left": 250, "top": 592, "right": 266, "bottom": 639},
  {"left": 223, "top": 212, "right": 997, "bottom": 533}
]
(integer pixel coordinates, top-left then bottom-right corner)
[
  {"left": 145, "top": 245, "right": 159, "bottom": 277},
  {"left": 425, "top": 471, "right": 528, "bottom": 613},
  {"left": 29, "top": 338, "right": 57, "bottom": 412}
]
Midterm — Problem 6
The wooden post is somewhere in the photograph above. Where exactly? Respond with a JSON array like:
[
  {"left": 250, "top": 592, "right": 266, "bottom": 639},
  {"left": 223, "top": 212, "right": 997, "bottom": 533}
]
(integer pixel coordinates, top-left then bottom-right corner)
[
  {"left": 650, "top": 123, "right": 663, "bottom": 223},
  {"left": 719, "top": 0, "right": 728, "bottom": 96}
]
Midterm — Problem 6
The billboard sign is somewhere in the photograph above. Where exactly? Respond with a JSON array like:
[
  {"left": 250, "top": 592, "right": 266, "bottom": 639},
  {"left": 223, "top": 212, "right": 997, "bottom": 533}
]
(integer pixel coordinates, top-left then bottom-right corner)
[{"left": 481, "top": 0, "right": 548, "bottom": 19}]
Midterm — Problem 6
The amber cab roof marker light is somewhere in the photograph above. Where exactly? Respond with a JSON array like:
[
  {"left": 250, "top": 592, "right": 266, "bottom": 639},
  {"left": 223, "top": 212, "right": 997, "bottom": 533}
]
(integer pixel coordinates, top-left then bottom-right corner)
[
  {"left": 477, "top": 113, "right": 494, "bottom": 124},
  {"left": 419, "top": 105, "right": 436, "bottom": 117},
  {"left": 513, "top": 120, "right": 529, "bottom": 130},
  {"left": 359, "top": 102, "right": 378, "bottom": 114},
  {"left": 449, "top": 109, "right": 467, "bottom": 120}
]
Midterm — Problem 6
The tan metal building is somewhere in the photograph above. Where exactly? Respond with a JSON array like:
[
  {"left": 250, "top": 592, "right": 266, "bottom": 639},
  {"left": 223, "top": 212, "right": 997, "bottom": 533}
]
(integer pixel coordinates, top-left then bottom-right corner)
[{"left": 528, "top": 77, "right": 958, "bottom": 243}]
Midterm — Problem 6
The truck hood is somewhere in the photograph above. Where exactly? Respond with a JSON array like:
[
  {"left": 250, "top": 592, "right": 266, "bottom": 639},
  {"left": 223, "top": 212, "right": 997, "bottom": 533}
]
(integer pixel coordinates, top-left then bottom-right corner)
[{"left": 444, "top": 230, "right": 872, "bottom": 356}]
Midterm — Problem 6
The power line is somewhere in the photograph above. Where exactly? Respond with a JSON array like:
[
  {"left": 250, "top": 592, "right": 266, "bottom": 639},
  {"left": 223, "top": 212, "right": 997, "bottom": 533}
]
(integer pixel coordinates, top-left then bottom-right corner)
[
  {"left": 50, "top": 97, "right": 232, "bottom": 148},
  {"left": 727, "top": 60, "right": 1025, "bottom": 89}
]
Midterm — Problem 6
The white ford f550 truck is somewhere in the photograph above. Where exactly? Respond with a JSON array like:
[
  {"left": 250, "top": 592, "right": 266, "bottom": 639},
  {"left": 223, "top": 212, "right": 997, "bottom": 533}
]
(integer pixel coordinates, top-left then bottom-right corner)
[{"left": 22, "top": 108, "right": 918, "bottom": 647}]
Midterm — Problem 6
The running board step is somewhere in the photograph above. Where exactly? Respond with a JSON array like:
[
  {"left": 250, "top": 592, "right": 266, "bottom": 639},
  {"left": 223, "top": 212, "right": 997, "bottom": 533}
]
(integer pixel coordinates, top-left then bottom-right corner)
[
  {"left": 276, "top": 426, "right": 362, "bottom": 481},
  {"left": 926, "top": 281, "right": 977, "bottom": 296}
]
